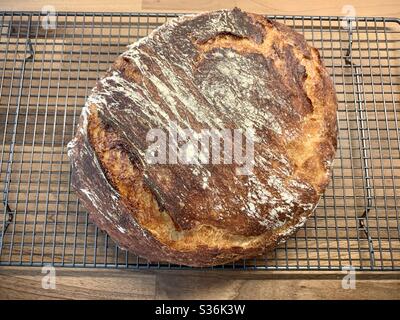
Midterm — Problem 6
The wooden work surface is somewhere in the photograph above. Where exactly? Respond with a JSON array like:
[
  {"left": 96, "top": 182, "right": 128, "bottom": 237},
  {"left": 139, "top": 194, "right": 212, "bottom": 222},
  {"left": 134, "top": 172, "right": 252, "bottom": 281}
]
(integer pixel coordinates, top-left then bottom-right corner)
[
  {"left": 0, "top": 0, "right": 399, "bottom": 300},
  {"left": 0, "top": 0, "right": 399, "bottom": 17},
  {"left": 0, "top": 267, "right": 399, "bottom": 299}
]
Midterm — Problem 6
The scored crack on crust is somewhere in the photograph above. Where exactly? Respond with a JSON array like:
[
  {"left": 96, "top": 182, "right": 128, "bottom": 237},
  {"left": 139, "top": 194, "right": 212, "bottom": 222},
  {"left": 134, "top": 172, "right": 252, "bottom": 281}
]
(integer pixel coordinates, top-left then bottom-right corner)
[{"left": 67, "top": 8, "right": 338, "bottom": 266}]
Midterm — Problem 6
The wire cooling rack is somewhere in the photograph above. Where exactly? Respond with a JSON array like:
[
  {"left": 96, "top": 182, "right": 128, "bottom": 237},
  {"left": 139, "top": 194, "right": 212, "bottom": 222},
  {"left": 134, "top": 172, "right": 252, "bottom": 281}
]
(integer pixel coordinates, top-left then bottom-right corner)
[{"left": 0, "top": 12, "right": 399, "bottom": 270}]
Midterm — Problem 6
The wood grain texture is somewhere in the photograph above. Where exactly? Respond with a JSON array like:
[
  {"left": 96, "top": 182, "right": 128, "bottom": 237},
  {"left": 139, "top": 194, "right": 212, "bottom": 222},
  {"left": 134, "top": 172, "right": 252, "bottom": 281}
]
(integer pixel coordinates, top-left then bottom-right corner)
[
  {"left": 0, "top": 0, "right": 142, "bottom": 12},
  {"left": 0, "top": 0, "right": 399, "bottom": 17},
  {"left": 0, "top": 267, "right": 399, "bottom": 300},
  {"left": 142, "top": 0, "right": 400, "bottom": 16},
  {"left": 0, "top": 267, "right": 156, "bottom": 300}
]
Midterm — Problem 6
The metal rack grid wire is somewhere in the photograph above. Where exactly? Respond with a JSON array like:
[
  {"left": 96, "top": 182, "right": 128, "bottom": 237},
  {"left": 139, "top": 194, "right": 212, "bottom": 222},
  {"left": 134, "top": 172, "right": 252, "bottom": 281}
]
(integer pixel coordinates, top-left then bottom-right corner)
[{"left": 0, "top": 12, "right": 399, "bottom": 270}]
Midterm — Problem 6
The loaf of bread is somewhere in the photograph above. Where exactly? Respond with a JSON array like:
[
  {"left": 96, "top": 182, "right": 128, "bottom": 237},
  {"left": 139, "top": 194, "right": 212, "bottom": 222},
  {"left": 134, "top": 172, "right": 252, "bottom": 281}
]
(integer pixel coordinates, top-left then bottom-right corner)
[{"left": 67, "top": 8, "right": 337, "bottom": 266}]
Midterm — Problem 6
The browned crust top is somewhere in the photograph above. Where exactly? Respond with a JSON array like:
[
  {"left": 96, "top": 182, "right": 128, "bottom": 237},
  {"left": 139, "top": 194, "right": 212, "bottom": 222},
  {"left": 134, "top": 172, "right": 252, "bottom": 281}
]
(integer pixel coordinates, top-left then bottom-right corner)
[{"left": 68, "top": 8, "right": 338, "bottom": 266}]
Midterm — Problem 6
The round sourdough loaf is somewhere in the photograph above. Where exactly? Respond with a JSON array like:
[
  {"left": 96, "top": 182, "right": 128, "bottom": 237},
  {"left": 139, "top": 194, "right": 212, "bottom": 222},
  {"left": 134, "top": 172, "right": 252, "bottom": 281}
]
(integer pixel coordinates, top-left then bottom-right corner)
[{"left": 68, "top": 8, "right": 337, "bottom": 266}]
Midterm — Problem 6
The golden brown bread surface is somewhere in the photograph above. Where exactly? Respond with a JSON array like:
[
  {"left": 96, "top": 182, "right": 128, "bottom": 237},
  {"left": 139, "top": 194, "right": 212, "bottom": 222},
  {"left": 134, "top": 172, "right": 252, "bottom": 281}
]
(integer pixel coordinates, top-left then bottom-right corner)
[{"left": 68, "top": 8, "right": 338, "bottom": 266}]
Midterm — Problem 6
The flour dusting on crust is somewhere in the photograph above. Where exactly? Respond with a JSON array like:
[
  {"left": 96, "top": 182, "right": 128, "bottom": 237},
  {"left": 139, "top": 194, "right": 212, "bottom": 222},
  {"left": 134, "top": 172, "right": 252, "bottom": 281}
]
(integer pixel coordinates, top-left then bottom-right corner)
[{"left": 67, "top": 8, "right": 338, "bottom": 266}]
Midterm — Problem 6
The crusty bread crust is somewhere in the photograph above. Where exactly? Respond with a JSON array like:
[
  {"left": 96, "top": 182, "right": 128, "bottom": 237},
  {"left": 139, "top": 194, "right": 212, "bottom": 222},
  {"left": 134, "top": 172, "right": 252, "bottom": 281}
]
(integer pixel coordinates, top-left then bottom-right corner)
[{"left": 68, "top": 8, "right": 338, "bottom": 266}]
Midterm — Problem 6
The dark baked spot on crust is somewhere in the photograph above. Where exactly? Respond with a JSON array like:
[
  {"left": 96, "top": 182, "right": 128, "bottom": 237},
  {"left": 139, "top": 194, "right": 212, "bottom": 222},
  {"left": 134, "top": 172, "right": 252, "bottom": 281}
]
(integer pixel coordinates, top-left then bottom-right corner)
[
  {"left": 189, "top": 7, "right": 265, "bottom": 45},
  {"left": 112, "top": 56, "right": 142, "bottom": 83},
  {"left": 194, "top": 31, "right": 248, "bottom": 46}
]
